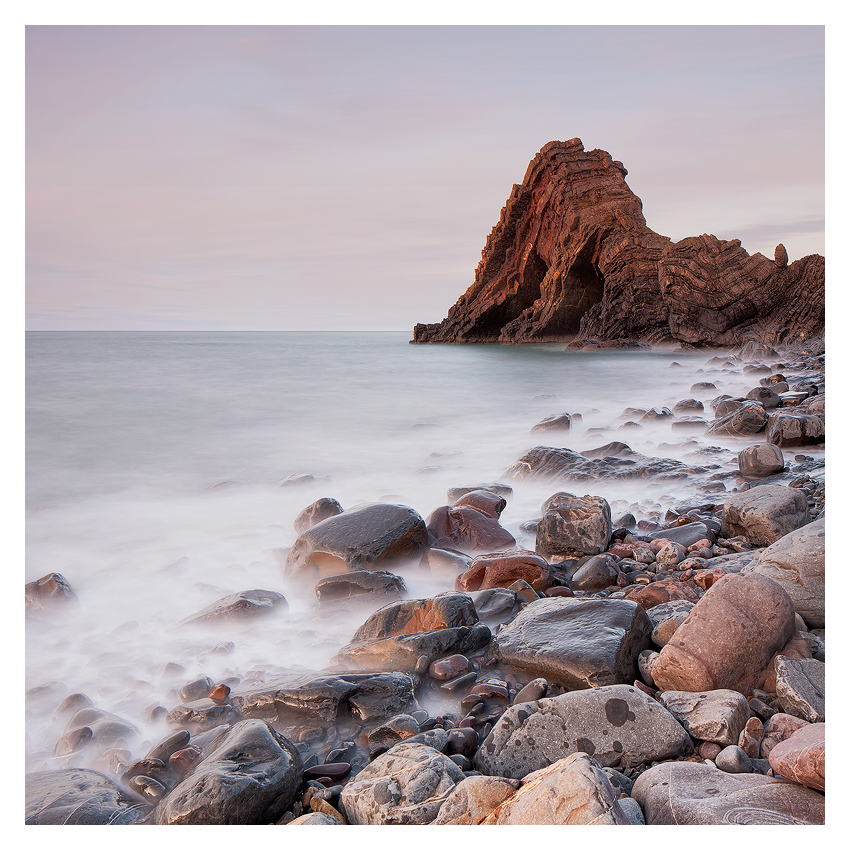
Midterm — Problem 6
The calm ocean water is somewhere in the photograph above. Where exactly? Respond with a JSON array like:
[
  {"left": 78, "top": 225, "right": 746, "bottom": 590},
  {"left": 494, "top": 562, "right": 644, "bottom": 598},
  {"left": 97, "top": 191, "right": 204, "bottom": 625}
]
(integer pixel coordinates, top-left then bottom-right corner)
[{"left": 25, "top": 330, "right": 772, "bottom": 767}]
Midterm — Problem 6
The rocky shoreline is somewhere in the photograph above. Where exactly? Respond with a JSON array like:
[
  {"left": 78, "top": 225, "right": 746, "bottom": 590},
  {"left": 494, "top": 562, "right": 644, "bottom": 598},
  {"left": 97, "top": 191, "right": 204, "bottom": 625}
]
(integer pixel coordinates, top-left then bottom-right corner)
[{"left": 25, "top": 338, "right": 825, "bottom": 825}]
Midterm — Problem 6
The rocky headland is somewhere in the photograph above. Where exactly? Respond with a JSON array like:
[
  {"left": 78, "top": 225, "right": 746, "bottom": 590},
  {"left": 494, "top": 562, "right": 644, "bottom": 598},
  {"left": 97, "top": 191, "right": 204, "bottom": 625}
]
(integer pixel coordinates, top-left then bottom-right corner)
[
  {"left": 25, "top": 338, "right": 826, "bottom": 826},
  {"left": 412, "top": 139, "right": 824, "bottom": 347}
]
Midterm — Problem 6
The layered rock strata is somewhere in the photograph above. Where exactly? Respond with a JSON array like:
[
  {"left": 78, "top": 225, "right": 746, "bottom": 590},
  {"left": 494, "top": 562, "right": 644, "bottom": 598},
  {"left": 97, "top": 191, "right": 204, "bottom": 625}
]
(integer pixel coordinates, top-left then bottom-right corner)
[{"left": 412, "top": 139, "right": 824, "bottom": 346}]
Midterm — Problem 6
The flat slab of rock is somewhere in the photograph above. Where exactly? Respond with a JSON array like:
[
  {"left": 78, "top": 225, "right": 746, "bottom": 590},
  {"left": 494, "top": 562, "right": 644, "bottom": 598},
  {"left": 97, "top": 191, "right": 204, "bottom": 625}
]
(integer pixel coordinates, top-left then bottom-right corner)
[
  {"left": 647, "top": 521, "right": 716, "bottom": 547},
  {"left": 775, "top": 656, "right": 825, "bottom": 722},
  {"left": 340, "top": 741, "right": 465, "bottom": 824},
  {"left": 151, "top": 720, "right": 301, "bottom": 824},
  {"left": 229, "top": 669, "right": 415, "bottom": 724},
  {"left": 179, "top": 589, "right": 287, "bottom": 626},
  {"left": 485, "top": 596, "right": 652, "bottom": 689},
  {"left": 768, "top": 722, "right": 825, "bottom": 791},
  {"left": 315, "top": 570, "right": 407, "bottom": 605},
  {"left": 743, "top": 517, "right": 824, "bottom": 628},
  {"left": 474, "top": 684, "right": 693, "bottom": 778},
  {"left": 658, "top": 689, "right": 750, "bottom": 746},
  {"left": 480, "top": 753, "right": 630, "bottom": 824},
  {"left": 721, "top": 484, "right": 810, "bottom": 547},
  {"left": 632, "top": 760, "right": 824, "bottom": 824},
  {"left": 25, "top": 768, "right": 143, "bottom": 824},
  {"left": 652, "top": 572, "right": 796, "bottom": 696},
  {"left": 284, "top": 503, "right": 428, "bottom": 578}
]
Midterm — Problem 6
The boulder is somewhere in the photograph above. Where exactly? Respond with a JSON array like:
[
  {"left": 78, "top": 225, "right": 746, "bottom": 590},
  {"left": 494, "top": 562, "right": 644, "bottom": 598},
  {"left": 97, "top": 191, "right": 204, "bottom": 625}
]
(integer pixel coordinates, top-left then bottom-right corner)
[
  {"left": 165, "top": 700, "right": 240, "bottom": 731},
  {"left": 768, "top": 723, "right": 825, "bottom": 791},
  {"left": 293, "top": 497, "right": 343, "bottom": 533},
  {"left": 743, "top": 518, "right": 824, "bottom": 628},
  {"left": 632, "top": 761, "right": 824, "bottom": 824},
  {"left": 644, "top": 599, "right": 695, "bottom": 629},
  {"left": 25, "top": 768, "right": 143, "bottom": 824},
  {"left": 721, "top": 485, "right": 810, "bottom": 547},
  {"left": 25, "top": 572, "right": 78, "bottom": 612},
  {"left": 761, "top": 713, "right": 810, "bottom": 759},
  {"left": 314, "top": 570, "right": 407, "bottom": 605},
  {"left": 766, "top": 412, "right": 825, "bottom": 448},
  {"left": 738, "top": 444, "right": 785, "bottom": 477},
  {"left": 532, "top": 413, "right": 572, "bottom": 433},
  {"left": 230, "top": 669, "right": 415, "bottom": 725},
  {"left": 480, "top": 753, "right": 630, "bottom": 824},
  {"left": 340, "top": 741, "right": 465, "bottom": 824},
  {"left": 420, "top": 547, "right": 472, "bottom": 576},
  {"left": 426, "top": 505, "right": 516, "bottom": 554},
  {"left": 536, "top": 492, "right": 612, "bottom": 556},
  {"left": 651, "top": 572, "right": 796, "bottom": 696},
  {"left": 466, "top": 587, "right": 521, "bottom": 626},
  {"left": 774, "top": 657, "right": 825, "bottom": 722},
  {"left": 333, "top": 623, "right": 491, "bottom": 674},
  {"left": 455, "top": 549, "right": 552, "bottom": 593},
  {"left": 287, "top": 812, "right": 342, "bottom": 825},
  {"left": 452, "top": 489, "right": 507, "bottom": 518},
  {"left": 474, "top": 684, "right": 693, "bottom": 778},
  {"left": 434, "top": 775, "right": 522, "bottom": 824},
  {"left": 705, "top": 402, "right": 768, "bottom": 437},
  {"left": 626, "top": 580, "right": 699, "bottom": 610},
  {"left": 284, "top": 503, "right": 428, "bottom": 578},
  {"left": 351, "top": 593, "right": 478, "bottom": 640},
  {"left": 658, "top": 689, "right": 750, "bottom": 746},
  {"left": 485, "top": 596, "right": 652, "bottom": 689},
  {"left": 569, "top": 553, "right": 619, "bottom": 592},
  {"left": 151, "top": 720, "right": 301, "bottom": 824},
  {"left": 647, "top": 521, "right": 717, "bottom": 548},
  {"left": 179, "top": 589, "right": 287, "bottom": 626}
]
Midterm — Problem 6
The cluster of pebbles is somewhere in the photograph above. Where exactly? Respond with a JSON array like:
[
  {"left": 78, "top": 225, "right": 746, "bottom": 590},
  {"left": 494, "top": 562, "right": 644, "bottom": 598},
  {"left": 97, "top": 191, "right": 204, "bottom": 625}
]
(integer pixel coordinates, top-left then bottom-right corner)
[{"left": 25, "top": 340, "right": 825, "bottom": 825}]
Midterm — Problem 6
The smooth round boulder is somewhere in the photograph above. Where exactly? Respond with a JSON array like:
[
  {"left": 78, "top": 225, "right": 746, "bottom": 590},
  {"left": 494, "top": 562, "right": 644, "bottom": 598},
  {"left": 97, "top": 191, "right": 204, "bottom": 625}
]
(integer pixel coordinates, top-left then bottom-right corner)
[
  {"left": 738, "top": 444, "right": 785, "bottom": 477},
  {"left": 426, "top": 505, "right": 516, "bottom": 554},
  {"left": 456, "top": 549, "right": 552, "bottom": 593},
  {"left": 351, "top": 593, "right": 478, "bottom": 641},
  {"left": 452, "top": 489, "right": 507, "bottom": 518},
  {"left": 293, "top": 497, "right": 343, "bottom": 533},
  {"left": 651, "top": 572, "right": 796, "bottom": 696},
  {"left": 150, "top": 720, "right": 302, "bottom": 824},
  {"left": 284, "top": 503, "right": 428, "bottom": 578},
  {"left": 569, "top": 554, "right": 620, "bottom": 592}
]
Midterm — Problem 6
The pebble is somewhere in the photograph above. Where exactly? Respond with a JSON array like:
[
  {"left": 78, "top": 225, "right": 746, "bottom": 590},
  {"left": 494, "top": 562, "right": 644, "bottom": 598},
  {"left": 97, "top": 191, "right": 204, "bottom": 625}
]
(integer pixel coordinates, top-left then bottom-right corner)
[
  {"left": 715, "top": 745, "right": 753, "bottom": 774},
  {"left": 429, "top": 654, "right": 473, "bottom": 681}
]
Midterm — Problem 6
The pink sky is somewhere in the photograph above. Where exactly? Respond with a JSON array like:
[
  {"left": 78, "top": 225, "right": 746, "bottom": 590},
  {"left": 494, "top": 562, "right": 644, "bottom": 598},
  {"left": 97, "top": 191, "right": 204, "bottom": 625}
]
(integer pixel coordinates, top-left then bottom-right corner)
[{"left": 26, "top": 25, "right": 825, "bottom": 330}]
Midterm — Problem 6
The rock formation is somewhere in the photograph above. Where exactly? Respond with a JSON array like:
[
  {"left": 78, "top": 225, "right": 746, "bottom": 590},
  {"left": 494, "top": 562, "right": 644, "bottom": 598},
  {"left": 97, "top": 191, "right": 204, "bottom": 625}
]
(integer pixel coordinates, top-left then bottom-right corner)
[{"left": 412, "top": 139, "right": 824, "bottom": 346}]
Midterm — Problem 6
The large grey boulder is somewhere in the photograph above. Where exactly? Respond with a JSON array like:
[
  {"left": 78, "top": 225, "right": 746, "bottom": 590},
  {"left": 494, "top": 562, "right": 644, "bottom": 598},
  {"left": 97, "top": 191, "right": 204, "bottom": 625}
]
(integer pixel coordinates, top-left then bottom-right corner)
[
  {"left": 479, "top": 753, "right": 631, "bottom": 824},
  {"left": 535, "top": 492, "right": 612, "bottom": 556},
  {"left": 632, "top": 761, "right": 825, "bottom": 824},
  {"left": 743, "top": 518, "right": 824, "bottom": 628},
  {"left": 721, "top": 485, "right": 810, "bottom": 547},
  {"left": 151, "top": 720, "right": 301, "bottom": 824},
  {"left": 229, "top": 669, "right": 415, "bottom": 724},
  {"left": 485, "top": 596, "right": 652, "bottom": 689},
  {"left": 774, "top": 657, "right": 825, "bottom": 723},
  {"left": 284, "top": 503, "right": 428, "bottom": 578},
  {"left": 340, "top": 741, "right": 465, "bottom": 824},
  {"left": 466, "top": 587, "right": 521, "bottom": 626},
  {"left": 737, "top": 444, "right": 785, "bottom": 477},
  {"left": 647, "top": 521, "right": 716, "bottom": 547},
  {"left": 658, "top": 689, "right": 750, "bottom": 746},
  {"left": 474, "top": 684, "right": 693, "bottom": 779},
  {"left": 705, "top": 401, "right": 768, "bottom": 437},
  {"left": 25, "top": 769, "right": 144, "bottom": 824}
]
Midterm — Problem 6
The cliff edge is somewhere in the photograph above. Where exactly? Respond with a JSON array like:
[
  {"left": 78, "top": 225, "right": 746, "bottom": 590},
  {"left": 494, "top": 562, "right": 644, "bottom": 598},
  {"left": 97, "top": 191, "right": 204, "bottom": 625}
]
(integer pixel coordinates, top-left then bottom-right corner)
[{"left": 412, "top": 139, "right": 824, "bottom": 346}]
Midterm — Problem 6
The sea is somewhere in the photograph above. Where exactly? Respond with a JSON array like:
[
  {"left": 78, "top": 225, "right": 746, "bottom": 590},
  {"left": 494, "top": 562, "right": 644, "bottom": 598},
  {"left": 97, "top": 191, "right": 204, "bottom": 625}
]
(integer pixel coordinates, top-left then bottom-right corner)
[{"left": 24, "top": 330, "right": 808, "bottom": 770}]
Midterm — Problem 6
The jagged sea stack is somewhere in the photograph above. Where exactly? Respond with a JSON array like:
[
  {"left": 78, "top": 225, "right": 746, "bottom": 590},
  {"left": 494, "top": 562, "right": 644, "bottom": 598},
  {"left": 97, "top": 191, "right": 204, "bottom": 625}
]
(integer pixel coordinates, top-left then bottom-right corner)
[{"left": 412, "top": 139, "right": 824, "bottom": 346}]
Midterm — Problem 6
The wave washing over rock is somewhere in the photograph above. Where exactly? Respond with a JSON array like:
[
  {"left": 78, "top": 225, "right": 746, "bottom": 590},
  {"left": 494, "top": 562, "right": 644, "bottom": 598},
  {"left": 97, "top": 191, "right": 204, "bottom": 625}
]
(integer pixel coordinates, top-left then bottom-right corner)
[
  {"left": 25, "top": 334, "right": 826, "bottom": 825},
  {"left": 412, "top": 139, "right": 825, "bottom": 346}
]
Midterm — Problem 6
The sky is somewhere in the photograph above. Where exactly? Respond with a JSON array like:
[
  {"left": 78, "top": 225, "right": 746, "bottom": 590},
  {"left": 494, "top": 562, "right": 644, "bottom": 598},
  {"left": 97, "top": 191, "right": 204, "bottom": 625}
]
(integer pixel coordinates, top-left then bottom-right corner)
[{"left": 25, "top": 23, "right": 826, "bottom": 331}]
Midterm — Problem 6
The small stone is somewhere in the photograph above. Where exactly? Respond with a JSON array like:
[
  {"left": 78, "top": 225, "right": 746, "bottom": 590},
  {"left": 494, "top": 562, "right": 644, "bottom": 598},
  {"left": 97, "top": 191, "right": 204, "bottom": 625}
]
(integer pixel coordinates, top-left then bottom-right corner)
[
  {"left": 179, "top": 676, "right": 214, "bottom": 704},
  {"left": 738, "top": 716, "right": 765, "bottom": 759},
  {"left": 207, "top": 684, "right": 231, "bottom": 705},
  {"left": 715, "top": 745, "right": 753, "bottom": 774},
  {"left": 699, "top": 742, "right": 722, "bottom": 760}
]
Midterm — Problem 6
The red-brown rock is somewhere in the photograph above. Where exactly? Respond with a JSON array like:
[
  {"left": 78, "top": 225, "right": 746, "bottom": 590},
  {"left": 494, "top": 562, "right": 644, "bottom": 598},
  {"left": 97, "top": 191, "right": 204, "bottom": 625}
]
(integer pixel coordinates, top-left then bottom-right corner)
[
  {"left": 412, "top": 139, "right": 824, "bottom": 347},
  {"left": 768, "top": 722, "right": 824, "bottom": 791},
  {"left": 693, "top": 566, "right": 727, "bottom": 590},
  {"left": 651, "top": 572, "right": 796, "bottom": 697},
  {"left": 426, "top": 505, "right": 516, "bottom": 555},
  {"left": 455, "top": 550, "right": 552, "bottom": 593},
  {"left": 452, "top": 489, "right": 507, "bottom": 519},
  {"left": 627, "top": 579, "right": 699, "bottom": 610},
  {"left": 761, "top": 713, "right": 810, "bottom": 759}
]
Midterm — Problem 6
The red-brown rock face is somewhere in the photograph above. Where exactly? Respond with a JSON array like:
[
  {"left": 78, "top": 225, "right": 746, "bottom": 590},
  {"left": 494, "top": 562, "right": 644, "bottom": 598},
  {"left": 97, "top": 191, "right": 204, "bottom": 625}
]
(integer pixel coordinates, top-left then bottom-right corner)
[{"left": 412, "top": 139, "right": 824, "bottom": 346}]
